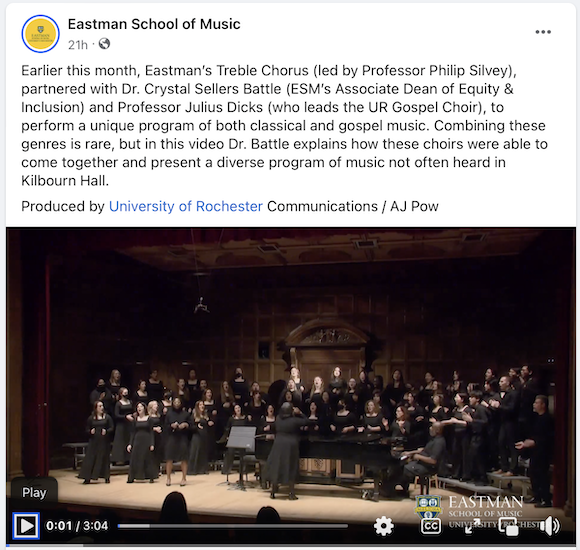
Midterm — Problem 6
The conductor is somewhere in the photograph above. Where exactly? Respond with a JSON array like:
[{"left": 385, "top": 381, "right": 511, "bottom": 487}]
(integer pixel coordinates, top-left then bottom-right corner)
[{"left": 265, "top": 402, "right": 307, "bottom": 500}]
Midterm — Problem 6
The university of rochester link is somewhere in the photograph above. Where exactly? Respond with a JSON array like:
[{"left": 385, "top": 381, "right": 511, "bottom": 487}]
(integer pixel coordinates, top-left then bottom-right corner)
[{"left": 7, "top": 228, "right": 575, "bottom": 545}]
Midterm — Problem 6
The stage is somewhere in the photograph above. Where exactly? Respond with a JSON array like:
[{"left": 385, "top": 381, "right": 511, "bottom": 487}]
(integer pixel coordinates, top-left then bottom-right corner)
[{"left": 7, "top": 469, "right": 575, "bottom": 545}]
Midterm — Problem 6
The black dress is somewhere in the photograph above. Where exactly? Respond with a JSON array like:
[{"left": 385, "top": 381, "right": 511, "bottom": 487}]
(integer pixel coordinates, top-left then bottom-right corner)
[
  {"left": 362, "top": 413, "right": 385, "bottom": 435},
  {"left": 188, "top": 417, "right": 210, "bottom": 474},
  {"left": 187, "top": 382, "right": 202, "bottom": 408},
  {"left": 133, "top": 391, "right": 149, "bottom": 407},
  {"left": 164, "top": 408, "right": 191, "bottom": 462},
  {"left": 128, "top": 418, "right": 156, "bottom": 481},
  {"left": 79, "top": 415, "right": 114, "bottom": 481},
  {"left": 149, "top": 415, "right": 164, "bottom": 474},
  {"left": 90, "top": 387, "right": 114, "bottom": 416},
  {"left": 265, "top": 414, "right": 307, "bottom": 485},
  {"left": 329, "top": 379, "right": 346, "bottom": 406},
  {"left": 112, "top": 401, "right": 134, "bottom": 463},
  {"left": 204, "top": 401, "right": 219, "bottom": 461},
  {"left": 146, "top": 380, "right": 165, "bottom": 404},
  {"left": 259, "top": 416, "right": 277, "bottom": 438},
  {"left": 332, "top": 412, "right": 358, "bottom": 436},
  {"left": 246, "top": 402, "right": 267, "bottom": 428}
]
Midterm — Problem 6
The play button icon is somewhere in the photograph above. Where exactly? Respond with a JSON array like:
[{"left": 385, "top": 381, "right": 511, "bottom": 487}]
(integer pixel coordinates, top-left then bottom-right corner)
[{"left": 12, "top": 512, "right": 40, "bottom": 540}]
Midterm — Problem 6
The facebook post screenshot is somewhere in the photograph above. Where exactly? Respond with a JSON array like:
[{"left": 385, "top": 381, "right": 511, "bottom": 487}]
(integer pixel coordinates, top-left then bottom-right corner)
[{"left": 4, "top": 2, "right": 576, "bottom": 547}]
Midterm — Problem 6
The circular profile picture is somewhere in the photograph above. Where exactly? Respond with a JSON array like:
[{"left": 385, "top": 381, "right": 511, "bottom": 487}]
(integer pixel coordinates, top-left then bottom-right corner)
[{"left": 22, "top": 15, "right": 60, "bottom": 53}]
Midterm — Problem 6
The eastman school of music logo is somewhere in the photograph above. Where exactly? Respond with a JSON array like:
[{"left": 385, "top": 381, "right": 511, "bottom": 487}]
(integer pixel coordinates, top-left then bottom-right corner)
[
  {"left": 415, "top": 495, "right": 443, "bottom": 535},
  {"left": 22, "top": 15, "right": 60, "bottom": 53}
]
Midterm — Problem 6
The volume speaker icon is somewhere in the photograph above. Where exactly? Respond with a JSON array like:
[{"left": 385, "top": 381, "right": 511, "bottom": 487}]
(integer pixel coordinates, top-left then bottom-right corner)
[{"left": 539, "top": 516, "right": 561, "bottom": 537}]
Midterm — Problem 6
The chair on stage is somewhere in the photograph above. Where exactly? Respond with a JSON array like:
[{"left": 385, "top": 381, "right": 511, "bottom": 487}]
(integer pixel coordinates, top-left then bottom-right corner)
[{"left": 414, "top": 474, "right": 439, "bottom": 495}]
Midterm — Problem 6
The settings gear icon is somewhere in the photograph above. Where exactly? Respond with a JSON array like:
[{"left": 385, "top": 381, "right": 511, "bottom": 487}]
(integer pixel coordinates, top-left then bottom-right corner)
[{"left": 374, "top": 515, "right": 394, "bottom": 536}]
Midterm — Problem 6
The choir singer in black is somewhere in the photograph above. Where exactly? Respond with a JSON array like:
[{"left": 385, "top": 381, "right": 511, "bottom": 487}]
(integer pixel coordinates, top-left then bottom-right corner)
[{"left": 515, "top": 395, "right": 554, "bottom": 508}]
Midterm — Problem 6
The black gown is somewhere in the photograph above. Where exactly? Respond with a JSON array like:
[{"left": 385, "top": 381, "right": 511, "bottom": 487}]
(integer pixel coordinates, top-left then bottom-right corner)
[
  {"left": 204, "top": 401, "right": 219, "bottom": 461},
  {"left": 164, "top": 409, "right": 191, "bottom": 462},
  {"left": 79, "top": 415, "right": 114, "bottom": 481},
  {"left": 265, "top": 414, "right": 307, "bottom": 485},
  {"left": 362, "top": 413, "right": 385, "bottom": 435},
  {"left": 146, "top": 380, "right": 165, "bottom": 404},
  {"left": 128, "top": 418, "right": 156, "bottom": 481},
  {"left": 332, "top": 411, "right": 358, "bottom": 436},
  {"left": 149, "top": 415, "right": 164, "bottom": 474},
  {"left": 188, "top": 417, "right": 210, "bottom": 474},
  {"left": 112, "top": 401, "right": 134, "bottom": 463}
]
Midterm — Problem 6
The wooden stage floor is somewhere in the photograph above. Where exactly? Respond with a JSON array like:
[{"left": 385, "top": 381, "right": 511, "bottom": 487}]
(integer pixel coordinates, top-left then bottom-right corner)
[
  {"left": 10, "top": 469, "right": 575, "bottom": 526},
  {"left": 7, "top": 469, "right": 575, "bottom": 545}
]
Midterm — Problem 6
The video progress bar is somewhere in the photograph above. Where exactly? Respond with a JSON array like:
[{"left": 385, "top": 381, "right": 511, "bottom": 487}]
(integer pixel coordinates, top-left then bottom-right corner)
[{"left": 118, "top": 524, "right": 349, "bottom": 529}]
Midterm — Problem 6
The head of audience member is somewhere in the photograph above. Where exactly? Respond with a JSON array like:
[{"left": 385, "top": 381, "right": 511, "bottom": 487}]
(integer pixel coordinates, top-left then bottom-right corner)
[
  {"left": 203, "top": 388, "right": 213, "bottom": 402},
  {"left": 424, "top": 372, "right": 434, "bottom": 386},
  {"left": 199, "top": 380, "right": 208, "bottom": 391},
  {"left": 266, "top": 404, "right": 276, "bottom": 419},
  {"left": 172, "top": 397, "right": 184, "bottom": 411},
  {"left": 452, "top": 370, "right": 461, "bottom": 382},
  {"left": 222, "top": 380, "right": 231, "bottom": 393},
  {"left": 234, "top": 367, "right": 244, "bottom": 380},
  {"left": 138, "top": 380, "right": 147, "bottom": 393},
  {"left": 188, "top": 369, "right": 197, "bottom": 381},
  {"left": 163, "top": 390, "right": 173, "bottom": 402},
  {"left": 358, "top": 370, "right": 369, "bottom": 384},
  {"left": 372, "top": 389, "right": 382, "bottom": 406},
  {"left": 499, "top": 376, "right": 510, "bottom": 392},
  {"left": 332, "top": 366, "right": 342, "bottom": 380},
  {"left": 96, "top": 378, "right": 107, "bottom": 391},
  {"left": 119, "top": 387, "right": 130, "bottom": 400},
  {"left": 321, "top": 390, "right": 331, "bottom": 404},
  {"left": 159, "top": 492, "right": 190, "bottom": 524},
  {"left": 251, "top": 381, "right": 261, "bottom": 393},
  {"left": 283, "top": 390, "right": 293, "bottom": 404},
  {"left": 256, "top": 506, "right": 281, "bottom": 524},
  {"left": 373, "top": 375, "right": 384, "bottom": 391},
  {"left": 533, "top": 395, "right": 548, "bottom": 414},
  {"left": 110, "top": 369, "right": 121, "bottom": 384},
  {"left": 287, "top": 379, "right": 296, "bottom": 392},
  {"left": 149, "top": 369, "right": 159, "bottom": 381},
  {"left": 233, "top": 403, "right": 243, "bottom": 418},
  {"left": 177, "top": 378, "right": 186, "bottom": 391},
  {"left": 347, "top": 378, "right": 357, "bottom": 391}
]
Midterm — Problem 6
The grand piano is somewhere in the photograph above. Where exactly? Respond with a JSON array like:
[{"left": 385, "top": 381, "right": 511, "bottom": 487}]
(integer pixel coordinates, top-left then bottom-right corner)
[{"left": 254, "top": 433, "right": 402, "bottom": 501}]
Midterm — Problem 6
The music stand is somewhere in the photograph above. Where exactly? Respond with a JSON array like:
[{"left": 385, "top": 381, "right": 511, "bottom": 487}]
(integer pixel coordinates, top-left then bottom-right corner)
[{"left": 226, "top": 426, "right": 256, "bottom": 491}]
